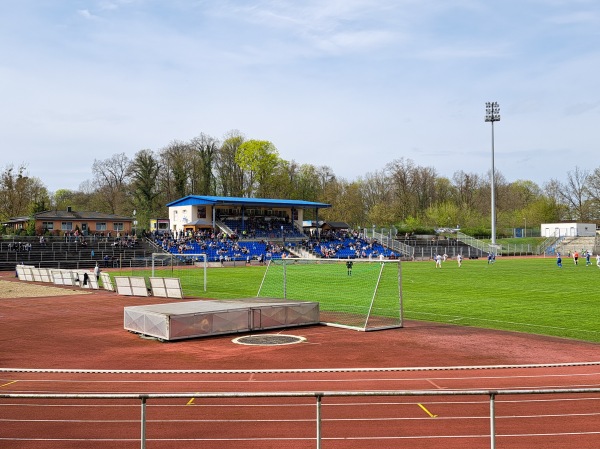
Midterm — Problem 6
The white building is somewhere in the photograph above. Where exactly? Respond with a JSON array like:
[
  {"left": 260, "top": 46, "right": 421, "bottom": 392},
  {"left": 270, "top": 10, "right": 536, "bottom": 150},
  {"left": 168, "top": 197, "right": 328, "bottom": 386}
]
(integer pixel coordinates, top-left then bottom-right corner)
[
  {"left": 540, "top": 222, "right": 597, "bottom": 238},
  {"left": 165, "top": 195, "right": 331, "bottom": 235}
]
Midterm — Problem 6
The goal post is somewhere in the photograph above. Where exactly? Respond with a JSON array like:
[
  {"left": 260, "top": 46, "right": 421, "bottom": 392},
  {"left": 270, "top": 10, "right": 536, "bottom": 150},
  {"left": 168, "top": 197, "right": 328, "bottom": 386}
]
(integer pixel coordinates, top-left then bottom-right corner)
[
  {"left": 257, "top": 258, "right": 403, "bottom": 331},
  {"left": 151, "top": 253, "right": 207, "bottom": 294}
]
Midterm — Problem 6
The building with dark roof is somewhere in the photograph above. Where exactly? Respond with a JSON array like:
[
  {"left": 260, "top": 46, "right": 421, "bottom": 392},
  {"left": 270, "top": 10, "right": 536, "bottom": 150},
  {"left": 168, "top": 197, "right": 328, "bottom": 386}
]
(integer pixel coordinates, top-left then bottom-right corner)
[{"left": 2, "top": 207, "right": 134, "bottom": 236}]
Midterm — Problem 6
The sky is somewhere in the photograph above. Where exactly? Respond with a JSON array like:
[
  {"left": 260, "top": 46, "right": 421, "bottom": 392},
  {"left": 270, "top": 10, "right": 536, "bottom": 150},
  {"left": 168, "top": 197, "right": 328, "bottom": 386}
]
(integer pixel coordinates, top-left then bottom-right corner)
[{"left": 2, "top": 0, "right": 600, "bottom": 193}]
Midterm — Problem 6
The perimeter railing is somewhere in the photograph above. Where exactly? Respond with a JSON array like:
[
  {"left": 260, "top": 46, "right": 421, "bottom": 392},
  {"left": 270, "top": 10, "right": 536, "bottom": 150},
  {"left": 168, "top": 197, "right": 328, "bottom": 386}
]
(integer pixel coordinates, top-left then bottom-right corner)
[
  {"left": 2, "top": 388, "right": 599, "bottom": 449},
  {"left": 372, "top": 230, "right": 414, "bottom": 259},
  {"left": 456, "top": 231, "right": 497, "bottom": 254}
]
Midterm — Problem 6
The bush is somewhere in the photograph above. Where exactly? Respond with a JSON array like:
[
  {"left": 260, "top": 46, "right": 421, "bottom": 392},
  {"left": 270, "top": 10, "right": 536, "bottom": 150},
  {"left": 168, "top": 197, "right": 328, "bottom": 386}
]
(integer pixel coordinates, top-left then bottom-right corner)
[
  {"left": 395, "top": 224, "right": 437, "bottom": 236},
  {"left": 460, "top": 227, "right": 490, "bottom": 238}
]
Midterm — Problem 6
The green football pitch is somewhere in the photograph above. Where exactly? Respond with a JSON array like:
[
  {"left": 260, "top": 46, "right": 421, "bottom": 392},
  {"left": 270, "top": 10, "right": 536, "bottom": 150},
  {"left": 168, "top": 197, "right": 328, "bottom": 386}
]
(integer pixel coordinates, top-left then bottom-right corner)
[{"left": 143, "top": 257, "right": 600, "bottom": 342}]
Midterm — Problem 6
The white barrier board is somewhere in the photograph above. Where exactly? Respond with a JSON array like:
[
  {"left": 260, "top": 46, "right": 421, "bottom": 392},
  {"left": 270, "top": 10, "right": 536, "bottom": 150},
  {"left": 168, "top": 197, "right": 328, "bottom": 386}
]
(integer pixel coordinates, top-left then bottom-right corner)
[
  {"left": 115, "top": 276, "right": 149, "bottom": 296},
  {"left": 149, "top": 277, "right": 184, "bottom": 299}
]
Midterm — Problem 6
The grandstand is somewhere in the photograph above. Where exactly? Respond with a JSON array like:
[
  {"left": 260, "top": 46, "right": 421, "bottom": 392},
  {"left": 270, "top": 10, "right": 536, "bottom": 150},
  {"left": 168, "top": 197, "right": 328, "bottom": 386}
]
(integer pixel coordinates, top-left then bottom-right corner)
[
  {"left": 0, "top": 234, "right": 157, "bottom": 272},
  {"left": 1, "top": 226, "right": 487, "bottom": 272}
]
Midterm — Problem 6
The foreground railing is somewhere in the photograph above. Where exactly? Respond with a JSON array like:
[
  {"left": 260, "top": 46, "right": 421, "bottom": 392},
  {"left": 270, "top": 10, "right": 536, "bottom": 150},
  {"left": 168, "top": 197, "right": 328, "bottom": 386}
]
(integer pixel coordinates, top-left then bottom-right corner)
[{"left": 2, "top": 388, "right": 599, "bottom": 449}]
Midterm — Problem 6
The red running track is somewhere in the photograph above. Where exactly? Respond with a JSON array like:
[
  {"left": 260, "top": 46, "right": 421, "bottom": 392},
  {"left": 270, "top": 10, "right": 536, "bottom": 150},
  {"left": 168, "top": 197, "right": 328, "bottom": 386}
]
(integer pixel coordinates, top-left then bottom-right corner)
[{"left": 0, "top": 273, "right": 599, "bottom": 448}]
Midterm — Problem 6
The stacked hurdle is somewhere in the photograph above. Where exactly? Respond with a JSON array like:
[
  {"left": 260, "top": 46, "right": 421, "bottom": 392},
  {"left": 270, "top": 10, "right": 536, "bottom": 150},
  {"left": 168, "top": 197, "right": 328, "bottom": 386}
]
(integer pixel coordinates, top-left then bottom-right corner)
[
  {"left": 15, "top": 264, "right": 183, "bottom": 299},
  {"left": 15, "top": 264, "right": 101, "bottom": 290}
]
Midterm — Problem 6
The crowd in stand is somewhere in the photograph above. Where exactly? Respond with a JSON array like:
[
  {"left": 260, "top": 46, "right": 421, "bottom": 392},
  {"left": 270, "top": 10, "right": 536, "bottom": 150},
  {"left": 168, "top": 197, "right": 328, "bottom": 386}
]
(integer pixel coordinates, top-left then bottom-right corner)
[
  {"left": 150, "top": 225, "right": 398, "bottom": 263},
  {"left": 153, "top": 228, "right": 290, "bottom": 262},
  {"left": 221, "top": 215, "right": 305, "bottom": 239},
  {"left": 303, "top": 229, "right": 398, "bottom": 259},
  {"left": 6, "top": 241, "right": 33, "bottom": 252}
]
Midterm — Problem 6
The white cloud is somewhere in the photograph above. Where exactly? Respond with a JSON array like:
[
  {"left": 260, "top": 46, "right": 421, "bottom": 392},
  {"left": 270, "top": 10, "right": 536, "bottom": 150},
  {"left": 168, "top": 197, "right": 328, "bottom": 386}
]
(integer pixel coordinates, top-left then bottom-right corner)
[{"left": 77, "top": 9, "right": 97, "bottom": 19}]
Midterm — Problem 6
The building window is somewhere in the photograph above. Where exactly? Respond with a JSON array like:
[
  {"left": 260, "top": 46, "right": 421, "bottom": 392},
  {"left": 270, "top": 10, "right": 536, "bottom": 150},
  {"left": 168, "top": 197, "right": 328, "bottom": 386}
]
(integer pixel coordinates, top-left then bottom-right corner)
[
  {"left": 42, "top": 222, "right": 54, "bottom": 231},
  {"left": 61, "top": 222, "right": 73, "bottom": 231},
  {"left": 113, "top": 222, "right": 124, "bottom": 231},
  {"left": 97, "top": 222, "right": 107, "bottom": 231}
]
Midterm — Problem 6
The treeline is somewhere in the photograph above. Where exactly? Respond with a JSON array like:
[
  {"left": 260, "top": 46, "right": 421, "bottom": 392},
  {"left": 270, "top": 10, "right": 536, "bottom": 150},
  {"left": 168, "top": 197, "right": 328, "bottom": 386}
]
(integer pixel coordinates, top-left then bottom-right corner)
[{"left": 2, "top": 130, "right": 600, "bottom": 235}]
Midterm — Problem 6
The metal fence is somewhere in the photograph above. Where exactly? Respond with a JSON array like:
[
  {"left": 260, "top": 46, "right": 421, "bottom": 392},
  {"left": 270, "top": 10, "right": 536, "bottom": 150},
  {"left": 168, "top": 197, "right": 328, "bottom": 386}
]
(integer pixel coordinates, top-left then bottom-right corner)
[{"left": 2, "top": 388, "right": 598, "bottom": 449}]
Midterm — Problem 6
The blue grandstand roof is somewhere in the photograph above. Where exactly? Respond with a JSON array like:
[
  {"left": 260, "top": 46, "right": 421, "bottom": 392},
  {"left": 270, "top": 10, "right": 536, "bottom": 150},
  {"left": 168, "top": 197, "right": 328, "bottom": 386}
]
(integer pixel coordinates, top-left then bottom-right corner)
[{"left": 166, "top": 195, "right": 331, "bottom": 209}]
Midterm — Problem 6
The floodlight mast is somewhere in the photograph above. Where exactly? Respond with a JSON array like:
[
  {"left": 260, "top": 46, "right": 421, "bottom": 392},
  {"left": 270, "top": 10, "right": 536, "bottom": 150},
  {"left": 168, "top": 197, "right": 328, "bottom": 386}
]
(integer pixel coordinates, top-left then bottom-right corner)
[{"left": 485, "top": 102, "right": 500, "bottom": 249}]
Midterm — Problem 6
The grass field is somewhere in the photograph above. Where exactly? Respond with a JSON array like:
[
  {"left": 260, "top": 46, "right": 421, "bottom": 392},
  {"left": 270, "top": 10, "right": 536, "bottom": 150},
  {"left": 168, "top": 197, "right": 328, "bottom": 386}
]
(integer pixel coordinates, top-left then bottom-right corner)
[
  {"left": 134, "top": 257, "right": 600, "bottom": 342},
  {"left": 402, "top": 257, "right": 600, "bottom": 342}
]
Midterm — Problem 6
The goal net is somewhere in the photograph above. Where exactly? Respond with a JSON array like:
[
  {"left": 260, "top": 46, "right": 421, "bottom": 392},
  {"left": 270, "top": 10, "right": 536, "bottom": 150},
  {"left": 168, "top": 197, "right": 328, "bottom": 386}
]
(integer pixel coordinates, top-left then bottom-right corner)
[
  {"left": 150, "top": 253, "right": 207, "bottom": 294},
  {"left": 257, "top": 258, "right": 403, "bottom": 331}
]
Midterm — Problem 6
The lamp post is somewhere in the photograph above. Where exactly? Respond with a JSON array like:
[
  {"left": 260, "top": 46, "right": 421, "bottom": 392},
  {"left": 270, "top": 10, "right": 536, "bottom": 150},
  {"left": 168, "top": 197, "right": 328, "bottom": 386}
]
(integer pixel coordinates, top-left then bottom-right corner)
[
  {"left": 485, "top": 102, "right": 500, "bottom": 248},
  {"left": 523, "top": 217, "right": 526, "bottom": 238}
]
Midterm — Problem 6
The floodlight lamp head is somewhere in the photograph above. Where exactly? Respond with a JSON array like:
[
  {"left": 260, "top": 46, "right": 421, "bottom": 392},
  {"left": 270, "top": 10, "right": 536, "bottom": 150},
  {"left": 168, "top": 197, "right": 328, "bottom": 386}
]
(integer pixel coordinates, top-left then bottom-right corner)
[{"left": 484, "top": 101, "right": 500, "bottom": 122}]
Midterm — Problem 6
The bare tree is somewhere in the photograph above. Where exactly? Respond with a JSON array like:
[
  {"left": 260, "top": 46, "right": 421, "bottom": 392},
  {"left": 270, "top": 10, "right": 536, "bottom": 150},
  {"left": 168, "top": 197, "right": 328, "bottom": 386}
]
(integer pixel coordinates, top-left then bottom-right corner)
[
  {"left": 91, "top": 153, "right": 131, "bottom": 214},
  {"left": 413, "top": 166, "right": 438, "bottom": 212},
  {"left": 158, "top": 141, "right": 192, "bottom": 201},
  {"left": 215, "top": 130, "right": 245, "bottom": 197},
  {"left": 553, "top": 167, "right": 591, "bottom": 220},
  {"left": 585, "top": 167, "right": 600, "bottom": 220},
  {"left": 362, "top": 169, "right": 392, "bottom": 212},
  {"left": 452, "top": 170, "right": 483, "bottom": 211},
  {"left": 189, "top": 133, "right": 219, "bottom": 195}
]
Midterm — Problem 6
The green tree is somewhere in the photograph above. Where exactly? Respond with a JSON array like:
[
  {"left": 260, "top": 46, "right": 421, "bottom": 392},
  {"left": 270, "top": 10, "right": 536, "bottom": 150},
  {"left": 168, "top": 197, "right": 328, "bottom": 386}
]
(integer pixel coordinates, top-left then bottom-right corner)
[
  {"left": 424, "top": 201, "right": 461, "bottom": 229},
  {"left": 53, "top": 189, "right": 77, "bottom": 210},
  {"left": 0, "top": 164, "right": 48, "bottom": 220},
  {"left": 129, "top": 149, "right": 162, "bottom": 231},
  {"left": 235, "top": 140, "right": 280, "bottom": 197},
  {"left": 294, "top": 163, "right": 323, "bottom": 202},
  {"left": 320, "top": 179, "right": 367, "bottom": 229}
]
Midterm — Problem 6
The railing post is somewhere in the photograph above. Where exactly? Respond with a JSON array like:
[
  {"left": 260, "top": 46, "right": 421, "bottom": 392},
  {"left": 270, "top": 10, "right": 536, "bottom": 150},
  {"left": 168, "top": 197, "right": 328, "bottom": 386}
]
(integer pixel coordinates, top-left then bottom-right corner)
[
  {"left": 140, "top": 397, "right": 147, "bottom": 449},
  {"left": 489, "top": 392, "right": 496, "bottom": 449},
  {"left": 316, "top": 394, "right": 322, "bottom": 449}
]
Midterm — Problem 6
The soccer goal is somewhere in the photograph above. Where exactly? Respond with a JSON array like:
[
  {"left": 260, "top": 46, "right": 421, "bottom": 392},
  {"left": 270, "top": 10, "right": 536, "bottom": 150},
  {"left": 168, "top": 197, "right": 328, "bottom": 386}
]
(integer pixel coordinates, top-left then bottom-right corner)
[
  {"left": 151, "top": 253, "right": 207, "bottom": 294},
  {"left": 257, "top": 258, "right": 403, "bottom": 331}
]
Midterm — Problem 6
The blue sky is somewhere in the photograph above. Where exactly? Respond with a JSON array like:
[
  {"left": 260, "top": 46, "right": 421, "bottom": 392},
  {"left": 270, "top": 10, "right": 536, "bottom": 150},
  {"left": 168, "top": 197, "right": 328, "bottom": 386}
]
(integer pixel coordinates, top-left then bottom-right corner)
[{"left": 2, "top": 0, "right": 599, "bottom": 193}]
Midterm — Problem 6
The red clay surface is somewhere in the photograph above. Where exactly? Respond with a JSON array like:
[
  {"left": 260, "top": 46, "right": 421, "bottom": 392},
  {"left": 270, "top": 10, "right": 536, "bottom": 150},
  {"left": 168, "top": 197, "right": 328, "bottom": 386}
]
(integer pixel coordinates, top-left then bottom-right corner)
[{"left": 1, "top": 272, "right": 599, "bottom": 448}]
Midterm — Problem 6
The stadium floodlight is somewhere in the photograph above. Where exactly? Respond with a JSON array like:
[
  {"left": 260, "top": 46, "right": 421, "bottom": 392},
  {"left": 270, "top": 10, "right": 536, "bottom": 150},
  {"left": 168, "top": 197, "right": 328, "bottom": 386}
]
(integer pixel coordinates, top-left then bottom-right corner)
[{"left": 485, "top": 102, "right": 500, "bottom": 248}]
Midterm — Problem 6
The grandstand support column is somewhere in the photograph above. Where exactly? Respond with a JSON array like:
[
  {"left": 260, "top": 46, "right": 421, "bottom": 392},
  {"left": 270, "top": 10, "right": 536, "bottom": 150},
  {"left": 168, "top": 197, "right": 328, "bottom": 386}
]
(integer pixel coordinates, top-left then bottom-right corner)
[
  {"left": 212, "top": 207, "right": 216, "bottom": 233},
  {"left": 485, "top": 102, "right": 500, "bottom": 248}
]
